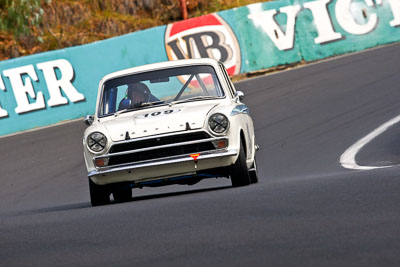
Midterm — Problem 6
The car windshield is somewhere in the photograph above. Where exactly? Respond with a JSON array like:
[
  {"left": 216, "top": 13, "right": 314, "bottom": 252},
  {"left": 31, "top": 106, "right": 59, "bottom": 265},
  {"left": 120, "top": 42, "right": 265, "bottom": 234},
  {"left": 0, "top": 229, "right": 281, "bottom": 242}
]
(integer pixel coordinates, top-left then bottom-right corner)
[{"left": 99, "top": 65, "right": 224, "bottom": 117}]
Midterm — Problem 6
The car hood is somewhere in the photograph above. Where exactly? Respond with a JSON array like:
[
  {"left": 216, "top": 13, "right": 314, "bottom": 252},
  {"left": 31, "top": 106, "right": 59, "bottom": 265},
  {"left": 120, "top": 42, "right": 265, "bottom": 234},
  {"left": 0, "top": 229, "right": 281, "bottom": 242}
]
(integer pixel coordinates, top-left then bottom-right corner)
[{"left": 102, "top": 101, "right": 220, "bottom": 142}]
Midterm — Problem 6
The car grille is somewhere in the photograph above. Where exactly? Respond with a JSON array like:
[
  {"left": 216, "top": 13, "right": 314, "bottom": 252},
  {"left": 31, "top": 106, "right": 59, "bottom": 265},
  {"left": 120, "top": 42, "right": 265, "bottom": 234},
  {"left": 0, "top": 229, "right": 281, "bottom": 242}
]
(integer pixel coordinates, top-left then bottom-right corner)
[
  {"left": 109, "top": 131, "right": 210, "bottom": 153},
  {"left": 104, "top": 131, "right": 221, "bottom": 167}
]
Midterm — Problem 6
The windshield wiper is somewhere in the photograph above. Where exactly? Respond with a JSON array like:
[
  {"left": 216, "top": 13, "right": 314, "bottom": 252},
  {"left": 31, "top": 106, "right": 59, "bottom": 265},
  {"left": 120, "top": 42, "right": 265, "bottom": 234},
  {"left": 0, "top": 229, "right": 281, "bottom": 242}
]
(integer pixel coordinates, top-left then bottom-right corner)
[
  {"left": 114, "top": 108, "right": 135, "bottom": 117},
  {"left": 169, "top": 96, "right": 219, "bottom": 106},
  {"left": 113, "top": 101, "right": 165, "bottom": 117},
  {"left": 140, "top": 101, "right": 165, "bottom": 107}
]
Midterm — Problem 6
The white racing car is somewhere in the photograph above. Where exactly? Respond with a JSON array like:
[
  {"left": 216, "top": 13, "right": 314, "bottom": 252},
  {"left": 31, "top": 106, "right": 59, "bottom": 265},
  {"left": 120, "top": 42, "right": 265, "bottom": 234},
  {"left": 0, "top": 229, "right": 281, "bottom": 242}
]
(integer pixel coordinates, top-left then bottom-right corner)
[{"left": 83, "top": 58, "right": 258, "bottom": 206}]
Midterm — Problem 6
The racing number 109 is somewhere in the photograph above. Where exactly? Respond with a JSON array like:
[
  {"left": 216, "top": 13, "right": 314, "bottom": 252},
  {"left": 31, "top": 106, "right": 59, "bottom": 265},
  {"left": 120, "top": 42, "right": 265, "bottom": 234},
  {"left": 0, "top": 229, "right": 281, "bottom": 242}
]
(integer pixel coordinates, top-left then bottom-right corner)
[{"left": 137, "top": 109, "right": 180, "bottom": 119}]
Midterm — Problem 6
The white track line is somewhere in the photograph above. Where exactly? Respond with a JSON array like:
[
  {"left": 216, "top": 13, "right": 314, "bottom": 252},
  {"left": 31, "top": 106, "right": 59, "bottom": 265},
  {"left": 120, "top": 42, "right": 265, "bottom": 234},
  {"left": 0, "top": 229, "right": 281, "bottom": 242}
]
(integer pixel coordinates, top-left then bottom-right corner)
[{"left": 340, "top": 114, "right": 400, "bottom": 170}]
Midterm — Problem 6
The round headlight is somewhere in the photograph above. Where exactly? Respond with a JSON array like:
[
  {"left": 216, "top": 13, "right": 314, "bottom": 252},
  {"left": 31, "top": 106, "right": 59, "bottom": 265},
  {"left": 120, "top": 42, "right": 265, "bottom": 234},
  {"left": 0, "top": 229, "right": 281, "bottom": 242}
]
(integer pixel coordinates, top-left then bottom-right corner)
[
  {"left": 87, "top": 132, "right": 107, "bottom": 152},
  {"left": 209, "top": 113, "right": 229, "bottom": 134}
]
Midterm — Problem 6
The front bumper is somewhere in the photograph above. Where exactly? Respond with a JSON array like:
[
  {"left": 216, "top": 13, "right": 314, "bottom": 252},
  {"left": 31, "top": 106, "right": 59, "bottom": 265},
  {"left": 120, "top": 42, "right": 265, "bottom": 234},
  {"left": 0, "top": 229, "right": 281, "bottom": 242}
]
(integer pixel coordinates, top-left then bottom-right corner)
[{"left": 88, "top": 149, "right": 237, "bottom": 185}]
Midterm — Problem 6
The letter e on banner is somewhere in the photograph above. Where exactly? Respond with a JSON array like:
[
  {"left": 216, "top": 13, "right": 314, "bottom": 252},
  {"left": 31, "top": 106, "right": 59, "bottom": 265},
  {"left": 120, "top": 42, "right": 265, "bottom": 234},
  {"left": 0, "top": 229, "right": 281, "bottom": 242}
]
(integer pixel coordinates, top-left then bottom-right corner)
[
  {"left": 3, "top": 65, "right": 46, "bottom": 114},
  {"left": 37, "top": 59, "right": 85, "bottom": 107},
  {"left": 165, "top": 14, "right": 241, "bottom": 76}
]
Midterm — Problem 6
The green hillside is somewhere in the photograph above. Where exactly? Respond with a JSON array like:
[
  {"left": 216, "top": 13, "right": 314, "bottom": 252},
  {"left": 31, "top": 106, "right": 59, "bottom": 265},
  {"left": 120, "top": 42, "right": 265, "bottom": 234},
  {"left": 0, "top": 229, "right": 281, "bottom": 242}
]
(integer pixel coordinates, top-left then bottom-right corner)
[{"left": 0, "top": 0, "right": 261, "bottom": 61}]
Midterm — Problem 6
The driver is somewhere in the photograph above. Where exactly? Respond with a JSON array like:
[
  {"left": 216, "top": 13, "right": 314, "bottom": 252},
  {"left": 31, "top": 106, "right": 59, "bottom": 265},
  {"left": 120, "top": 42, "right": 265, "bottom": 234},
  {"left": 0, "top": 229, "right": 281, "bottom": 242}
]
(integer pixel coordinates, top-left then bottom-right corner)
[
  {"left": 118, "top": 82, "right": 151, "bottom": 110},
  {"left": 127, "top": 83, "right": 151, "bottom": 107}
]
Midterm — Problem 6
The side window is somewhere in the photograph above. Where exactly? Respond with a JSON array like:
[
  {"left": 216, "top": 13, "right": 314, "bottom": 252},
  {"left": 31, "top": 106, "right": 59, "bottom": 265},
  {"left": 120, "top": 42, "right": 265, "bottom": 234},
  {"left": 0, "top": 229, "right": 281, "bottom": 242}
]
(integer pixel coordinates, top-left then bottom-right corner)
[{"left": 220, "top": 63, "right": 235, "bottom": 98}]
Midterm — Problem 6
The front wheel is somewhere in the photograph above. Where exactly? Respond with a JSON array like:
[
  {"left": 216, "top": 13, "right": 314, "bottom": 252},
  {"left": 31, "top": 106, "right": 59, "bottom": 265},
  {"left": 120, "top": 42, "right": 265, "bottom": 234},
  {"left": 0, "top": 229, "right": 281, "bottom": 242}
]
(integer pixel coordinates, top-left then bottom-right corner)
[
  {"left": 89, "top": 178, "right": 111, "bottom": 206},
  {"left": 112, "top": 187, "right": 132, "bottom": 203},
  {"left": 230, "top": 142, "right": 251, "bottom": 187}
]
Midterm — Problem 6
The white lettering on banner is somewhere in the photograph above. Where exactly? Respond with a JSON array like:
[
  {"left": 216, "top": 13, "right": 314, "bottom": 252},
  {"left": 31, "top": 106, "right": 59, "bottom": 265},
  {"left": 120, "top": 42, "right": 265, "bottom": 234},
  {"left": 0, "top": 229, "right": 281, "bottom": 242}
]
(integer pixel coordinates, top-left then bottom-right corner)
[
  {"left": 335, "top": 0, "right": 378, "bottom": 35},
  {"left": 0, "top": 75, "right": 8, "bottom": 118},
  {"left": 248, "top": 5, "right": 301, "bottom": 50},
  {"left": 0, "top": 59, "right": 86, "bottom": 118},
  {"left": 37, "top": 59, "right": 85, "bottom": 107},
  {"left": 249, "top": 0, "right": 399, "bottom": 50},
  {"left": 0, "top": 75, "right": 4, "bottom": 89},
  {"left": 389, "top": 0, "right": 400, "bottom": 26},
  {"left": 3, "top": 65, "right": 46, "bottom": 114},
  {"left": 304, "top": 0, "right": 343, "bottom": 44}
]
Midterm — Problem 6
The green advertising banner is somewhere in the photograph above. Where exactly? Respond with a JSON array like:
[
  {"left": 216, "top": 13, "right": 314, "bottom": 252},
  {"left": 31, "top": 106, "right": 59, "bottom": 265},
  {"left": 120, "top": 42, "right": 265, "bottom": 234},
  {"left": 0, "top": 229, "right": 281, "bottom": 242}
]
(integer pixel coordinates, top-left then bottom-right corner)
[
  {"left": 0, "top": 0, "right": 399, "bottom": 136},
  {"left": 0, "top": 26, "right": 167, "bottom": 136},
  {"left": 220, "top": 0, "right": 400, "bottom": 70}
]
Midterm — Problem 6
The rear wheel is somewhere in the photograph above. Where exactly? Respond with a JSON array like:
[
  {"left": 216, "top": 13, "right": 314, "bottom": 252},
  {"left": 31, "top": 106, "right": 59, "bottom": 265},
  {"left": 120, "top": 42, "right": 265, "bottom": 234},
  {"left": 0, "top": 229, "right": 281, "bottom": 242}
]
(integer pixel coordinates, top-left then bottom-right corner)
[
  {"left": 89, "top": 178, "right": 110, "bottom": 206},
  {"left": 230, "top": 141, "right": 251, "bottom": 187}
]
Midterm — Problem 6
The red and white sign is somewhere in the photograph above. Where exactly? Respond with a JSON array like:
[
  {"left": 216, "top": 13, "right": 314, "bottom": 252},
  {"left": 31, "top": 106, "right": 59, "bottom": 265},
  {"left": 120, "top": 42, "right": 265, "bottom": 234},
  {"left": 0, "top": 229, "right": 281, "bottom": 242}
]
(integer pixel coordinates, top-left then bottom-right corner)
[{"left": 165, "top": 14, "right": 241, "bottom": 76}]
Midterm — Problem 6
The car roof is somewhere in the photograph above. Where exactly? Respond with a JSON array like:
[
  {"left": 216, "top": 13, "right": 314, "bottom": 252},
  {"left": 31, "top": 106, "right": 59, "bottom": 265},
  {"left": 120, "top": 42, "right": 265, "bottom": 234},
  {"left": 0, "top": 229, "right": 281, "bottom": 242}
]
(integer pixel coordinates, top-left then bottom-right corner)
[{"left": 100, "top": 58, "right": 221, "bottom": 83}]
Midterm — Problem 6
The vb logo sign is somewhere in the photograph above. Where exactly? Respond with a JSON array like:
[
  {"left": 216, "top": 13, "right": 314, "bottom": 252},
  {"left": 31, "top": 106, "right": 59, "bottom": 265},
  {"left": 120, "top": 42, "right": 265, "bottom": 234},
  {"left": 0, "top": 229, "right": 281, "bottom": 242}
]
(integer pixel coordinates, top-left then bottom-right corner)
[{"left": 165, "top": 14, "right": 241, "bottom": 76}]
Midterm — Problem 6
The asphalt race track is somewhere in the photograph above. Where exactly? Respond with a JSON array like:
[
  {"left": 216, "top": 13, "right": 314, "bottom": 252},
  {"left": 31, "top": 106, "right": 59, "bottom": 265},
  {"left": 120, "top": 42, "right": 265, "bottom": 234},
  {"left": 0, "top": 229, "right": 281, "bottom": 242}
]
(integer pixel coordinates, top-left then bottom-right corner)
[{"left": 1, "top": 43, "right": 400, "bottom": 266}]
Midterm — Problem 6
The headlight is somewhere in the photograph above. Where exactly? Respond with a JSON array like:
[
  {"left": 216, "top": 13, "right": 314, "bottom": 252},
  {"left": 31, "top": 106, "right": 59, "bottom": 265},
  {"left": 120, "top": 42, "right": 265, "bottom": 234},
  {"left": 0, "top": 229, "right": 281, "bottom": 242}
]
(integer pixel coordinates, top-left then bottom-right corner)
[
  {"left": 209, "top": 113, "right": 229, "bottom": 134},
  {"left": 87, "top": 132, "right": 107, "bottom": 152}
]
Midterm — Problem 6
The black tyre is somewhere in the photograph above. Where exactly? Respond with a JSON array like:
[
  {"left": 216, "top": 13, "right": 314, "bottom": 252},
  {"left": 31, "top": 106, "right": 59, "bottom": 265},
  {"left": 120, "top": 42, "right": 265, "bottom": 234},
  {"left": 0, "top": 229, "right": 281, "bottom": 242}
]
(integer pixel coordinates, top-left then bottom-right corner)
[
  {"left": 230, "top": 141, "right": 251, "bottom": 187},
  {"left": 112, "top": 187, "right": 132, "bottom": 203},
  {"left": 249, "top": 157, "right": 259, "bottom": 184},
  {"left": 89, "top": 178, "right": 110, "bottom": 206}
]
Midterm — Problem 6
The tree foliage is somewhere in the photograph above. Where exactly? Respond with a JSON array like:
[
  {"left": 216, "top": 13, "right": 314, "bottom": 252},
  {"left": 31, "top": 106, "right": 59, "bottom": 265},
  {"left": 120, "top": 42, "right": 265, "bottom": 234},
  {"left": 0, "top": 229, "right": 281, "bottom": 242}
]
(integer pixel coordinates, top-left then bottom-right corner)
[
  {"left": 0, "top": 0, "right": 45, "bottom": 37},
  {"left": 0, "top": 0, "right": 261, "bottom": 60}
]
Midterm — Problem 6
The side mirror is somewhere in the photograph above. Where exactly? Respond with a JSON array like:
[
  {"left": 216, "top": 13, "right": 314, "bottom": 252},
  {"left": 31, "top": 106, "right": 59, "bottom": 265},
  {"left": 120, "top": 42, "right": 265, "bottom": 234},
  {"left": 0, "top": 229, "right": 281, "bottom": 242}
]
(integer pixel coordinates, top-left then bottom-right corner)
[
  {"left": 84, "top": 115, "right": 94, "bottom": 126},
  {"left": 234, "top": 91, "right": 244, "bottom": 102}
]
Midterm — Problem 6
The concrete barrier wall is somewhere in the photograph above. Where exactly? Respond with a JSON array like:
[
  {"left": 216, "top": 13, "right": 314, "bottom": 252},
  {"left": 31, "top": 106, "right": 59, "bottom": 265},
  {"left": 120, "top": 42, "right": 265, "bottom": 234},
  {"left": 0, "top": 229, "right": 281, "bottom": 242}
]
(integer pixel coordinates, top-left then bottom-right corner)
[{"left": 0, "top": 0, "right": 399, "bottom": 136}]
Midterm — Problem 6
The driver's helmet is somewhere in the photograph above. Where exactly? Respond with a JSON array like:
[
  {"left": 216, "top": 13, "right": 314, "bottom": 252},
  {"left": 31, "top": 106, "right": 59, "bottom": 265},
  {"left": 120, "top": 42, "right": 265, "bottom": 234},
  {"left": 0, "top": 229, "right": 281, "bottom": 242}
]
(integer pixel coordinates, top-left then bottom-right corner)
[{"left": 127, "top": 83, "right": 151, "bottom": 104}]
